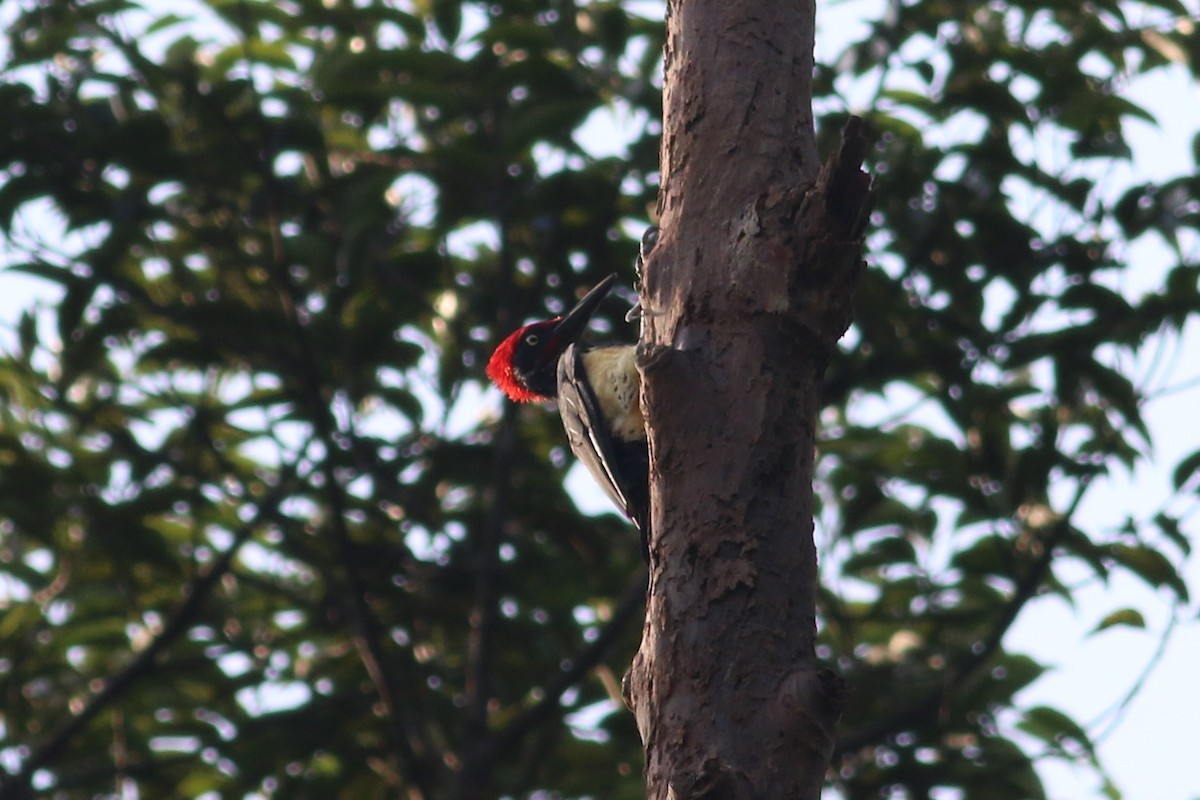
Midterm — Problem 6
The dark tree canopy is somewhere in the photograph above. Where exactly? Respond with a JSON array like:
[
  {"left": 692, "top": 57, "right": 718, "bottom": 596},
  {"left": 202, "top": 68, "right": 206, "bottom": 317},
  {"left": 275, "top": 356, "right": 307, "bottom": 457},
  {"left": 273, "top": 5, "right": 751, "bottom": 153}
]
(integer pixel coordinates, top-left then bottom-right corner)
[{"left": 0, "top": 1, "right": 1197, "bottom": 798}]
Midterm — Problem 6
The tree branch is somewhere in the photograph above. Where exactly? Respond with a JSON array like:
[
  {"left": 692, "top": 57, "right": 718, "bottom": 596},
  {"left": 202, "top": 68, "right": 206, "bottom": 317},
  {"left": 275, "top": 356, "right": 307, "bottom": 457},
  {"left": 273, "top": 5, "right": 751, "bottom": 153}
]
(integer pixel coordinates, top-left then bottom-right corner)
[
  {"left": 229, "top": 8, "right": 441, "bottom": 790},
  {"left": 1, "top": 475, "right": 294, "bottom": 798},
  {"left": 833, "top": 477, "right": 1094, "bottom": 758},
  {"left": 488, "top": 566, "right": 648, "bottom": 760}
]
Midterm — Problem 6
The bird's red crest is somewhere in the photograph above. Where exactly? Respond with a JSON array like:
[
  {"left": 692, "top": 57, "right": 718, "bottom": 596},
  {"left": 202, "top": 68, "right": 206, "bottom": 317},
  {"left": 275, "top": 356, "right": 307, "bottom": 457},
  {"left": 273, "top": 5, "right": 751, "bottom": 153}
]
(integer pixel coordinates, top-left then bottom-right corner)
[{"left": 487, "top": 325, "right": 546, "bottom": 402}]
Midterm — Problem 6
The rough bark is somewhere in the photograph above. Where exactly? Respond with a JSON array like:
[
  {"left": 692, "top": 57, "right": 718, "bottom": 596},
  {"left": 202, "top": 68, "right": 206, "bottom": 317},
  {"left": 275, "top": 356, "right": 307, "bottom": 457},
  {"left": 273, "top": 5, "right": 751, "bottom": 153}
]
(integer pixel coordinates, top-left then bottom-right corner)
[{"left": 625, "top": 0, "right": 872, "bottom": 796}]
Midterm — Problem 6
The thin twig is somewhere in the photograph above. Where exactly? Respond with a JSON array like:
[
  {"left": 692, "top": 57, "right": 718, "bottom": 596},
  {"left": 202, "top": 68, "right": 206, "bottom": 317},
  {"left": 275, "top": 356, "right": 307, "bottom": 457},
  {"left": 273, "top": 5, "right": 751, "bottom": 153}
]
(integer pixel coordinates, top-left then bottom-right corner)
[
  {"left": 833, "top": 476, "right": 1093, "bottom": 757},
  {"left": 2, "top": 475, "right": 294, "bottom": 797},
  {"left": 488, "top": 566, "right": 648, "bottom": 760},
  {"left": 230, "top": 4, "right": 438, "bottom": 791}
]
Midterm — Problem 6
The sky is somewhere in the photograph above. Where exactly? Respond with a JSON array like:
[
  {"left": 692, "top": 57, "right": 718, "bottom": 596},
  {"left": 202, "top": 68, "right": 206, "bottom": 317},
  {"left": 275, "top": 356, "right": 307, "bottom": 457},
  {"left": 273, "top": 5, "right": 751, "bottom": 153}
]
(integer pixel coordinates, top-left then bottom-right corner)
[{"left": 2, "top": 1, "right": 1199, "bottom": 798}]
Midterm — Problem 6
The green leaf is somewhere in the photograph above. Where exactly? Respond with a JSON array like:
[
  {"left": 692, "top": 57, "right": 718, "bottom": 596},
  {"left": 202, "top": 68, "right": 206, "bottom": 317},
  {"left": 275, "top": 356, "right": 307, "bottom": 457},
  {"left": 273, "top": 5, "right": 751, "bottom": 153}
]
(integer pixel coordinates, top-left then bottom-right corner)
[
  {"left": 950, "top": 534, "right": 1015, "bottom": 578},
  {"left": 1090, "top": 608, "right": 1145, "bottom": 635},
  {"left": 432, "top": 0, "right": 462, "bottom": 43},
  {"left": 842, "top": 535, "right": 918, "bottom": 576},
  {"left": 1172, "top": 449, "right": 1200, "bottom": 491},
  {"left": 0, "top": 172, "right": 53, "bottom": 232},
  {"left": 1109, "top": 544, "right": 1190, "bottom": 602},
  {"left": 206, "top": 39, "right": 296, "bottom": 79},
  {"left": 1154, "top": 512, "right": 1191, "bottom": 557},
  {"left": 1019, "top": 705, "right": 1096, "bottom": 758}
]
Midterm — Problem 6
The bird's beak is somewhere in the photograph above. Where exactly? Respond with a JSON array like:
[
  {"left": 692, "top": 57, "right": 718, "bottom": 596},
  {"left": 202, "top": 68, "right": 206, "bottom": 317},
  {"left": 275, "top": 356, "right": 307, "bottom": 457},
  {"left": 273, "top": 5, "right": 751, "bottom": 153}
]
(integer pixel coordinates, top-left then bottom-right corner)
[{"left": 550, "top": 273, "right": 617, "bottom": 347}]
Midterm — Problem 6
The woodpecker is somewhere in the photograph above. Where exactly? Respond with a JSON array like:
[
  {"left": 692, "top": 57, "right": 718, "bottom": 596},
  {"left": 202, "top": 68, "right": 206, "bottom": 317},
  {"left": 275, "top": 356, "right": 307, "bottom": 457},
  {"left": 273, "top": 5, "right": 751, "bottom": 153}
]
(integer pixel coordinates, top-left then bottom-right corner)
[{"left": 487, "top": 274, "right": 649, "bottom": 556}]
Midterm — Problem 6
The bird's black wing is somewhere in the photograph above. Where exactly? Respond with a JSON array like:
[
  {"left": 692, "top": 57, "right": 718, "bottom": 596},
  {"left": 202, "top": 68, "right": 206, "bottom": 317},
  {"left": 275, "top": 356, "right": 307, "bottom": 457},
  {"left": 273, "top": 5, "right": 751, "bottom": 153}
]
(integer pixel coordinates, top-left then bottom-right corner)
[{"left": 556, "top": 345, "right": 650, "bottom": 538}]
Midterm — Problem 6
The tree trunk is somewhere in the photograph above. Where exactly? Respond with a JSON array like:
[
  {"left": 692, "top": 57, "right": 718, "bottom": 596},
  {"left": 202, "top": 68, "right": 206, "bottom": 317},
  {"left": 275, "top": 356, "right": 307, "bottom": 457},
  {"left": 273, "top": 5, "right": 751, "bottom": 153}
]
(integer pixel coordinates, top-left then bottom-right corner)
[{"left": 625, "top": 0, "right": 871, "bottom": 796}]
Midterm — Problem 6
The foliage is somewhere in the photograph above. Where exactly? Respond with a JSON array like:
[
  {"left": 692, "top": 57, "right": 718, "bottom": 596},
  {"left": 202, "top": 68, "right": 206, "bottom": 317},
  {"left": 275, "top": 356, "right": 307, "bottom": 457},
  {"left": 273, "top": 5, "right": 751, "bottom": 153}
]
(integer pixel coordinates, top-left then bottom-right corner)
[
  {"left": 814, "top": 1, "right": 1199, "bottom": 796},
  {"left": 0, "top": 0, "right": 1196, "bottom": 798}
]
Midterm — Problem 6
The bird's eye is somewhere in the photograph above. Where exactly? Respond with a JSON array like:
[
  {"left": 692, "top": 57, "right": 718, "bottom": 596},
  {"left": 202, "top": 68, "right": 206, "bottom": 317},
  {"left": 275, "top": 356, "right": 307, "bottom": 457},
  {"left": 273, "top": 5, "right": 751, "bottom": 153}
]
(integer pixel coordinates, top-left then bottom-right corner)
[{"left": 525, "top": 333, "right": 539, "bottom": 346}]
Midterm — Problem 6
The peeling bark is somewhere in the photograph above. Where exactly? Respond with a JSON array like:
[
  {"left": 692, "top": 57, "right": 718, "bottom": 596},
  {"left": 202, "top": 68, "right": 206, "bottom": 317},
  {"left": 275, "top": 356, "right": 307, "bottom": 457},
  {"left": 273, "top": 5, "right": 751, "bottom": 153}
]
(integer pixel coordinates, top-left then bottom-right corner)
[{"left": 627, "top": 0, "right": 871, "bottom": 796}]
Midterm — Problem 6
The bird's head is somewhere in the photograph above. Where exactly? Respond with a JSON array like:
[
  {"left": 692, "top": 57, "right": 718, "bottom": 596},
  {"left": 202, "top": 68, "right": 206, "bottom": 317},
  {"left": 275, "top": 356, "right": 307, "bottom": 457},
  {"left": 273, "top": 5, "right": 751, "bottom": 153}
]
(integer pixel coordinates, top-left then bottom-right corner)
[{"left": 487, "top": 274, "right": 617, "bottom": 402}]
